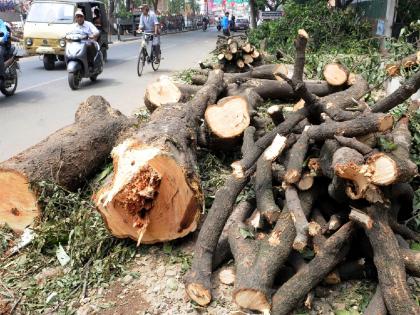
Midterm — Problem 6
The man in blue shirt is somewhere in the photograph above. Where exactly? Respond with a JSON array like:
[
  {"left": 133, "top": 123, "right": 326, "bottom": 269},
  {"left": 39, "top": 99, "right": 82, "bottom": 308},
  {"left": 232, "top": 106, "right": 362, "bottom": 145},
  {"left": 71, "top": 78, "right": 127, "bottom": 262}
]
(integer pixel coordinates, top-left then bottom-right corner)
[
  {"left": 138, "top": 4, "right": 161, "bottom": 61},
  {"left": 221, "top": 11, "right": 230, "bottom": 36},
  {"left": 0, "top": 18, "right": 10, "bottom": 79}
]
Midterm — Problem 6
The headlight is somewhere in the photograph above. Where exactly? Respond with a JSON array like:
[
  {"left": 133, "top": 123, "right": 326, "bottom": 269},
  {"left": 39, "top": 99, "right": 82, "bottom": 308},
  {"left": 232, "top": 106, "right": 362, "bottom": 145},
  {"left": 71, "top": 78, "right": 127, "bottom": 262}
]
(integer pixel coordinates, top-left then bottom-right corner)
[
  {"left": 26, "top": 38, "right": 33, "bottom": 46},
  {"left": 59, "top": 39, "right": 66, "bottom": 48}
]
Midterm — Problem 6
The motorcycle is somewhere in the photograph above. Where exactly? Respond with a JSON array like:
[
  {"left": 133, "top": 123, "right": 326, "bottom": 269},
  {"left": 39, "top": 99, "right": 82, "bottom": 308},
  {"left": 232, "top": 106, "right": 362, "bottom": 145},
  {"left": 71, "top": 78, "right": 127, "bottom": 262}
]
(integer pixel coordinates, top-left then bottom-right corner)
[
  {"left": 0, "top": 34, "right": 19, "bottom": 97},
  {"left": 217, "top": 22, "right": 221, "bottom": 31},
  {"left": 202, "top": 22, "right": 208, "bottom": 31},
  {"left": 65, "top": 31, "right": 103, "bottom": 90}
]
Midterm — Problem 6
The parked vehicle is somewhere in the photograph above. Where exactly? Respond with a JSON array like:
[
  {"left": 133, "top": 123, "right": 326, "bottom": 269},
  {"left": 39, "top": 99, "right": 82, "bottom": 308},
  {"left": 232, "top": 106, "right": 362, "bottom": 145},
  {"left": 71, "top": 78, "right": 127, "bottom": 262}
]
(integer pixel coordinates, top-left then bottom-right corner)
[
  {"left": 24, "top": 0, "right": 108, "bottom": 70},
  {"left": 235, "top": 18, "right": 249, "bottom": 31},
  {"left": 65, "top": 31, "right": 103, "bottom": 90}
]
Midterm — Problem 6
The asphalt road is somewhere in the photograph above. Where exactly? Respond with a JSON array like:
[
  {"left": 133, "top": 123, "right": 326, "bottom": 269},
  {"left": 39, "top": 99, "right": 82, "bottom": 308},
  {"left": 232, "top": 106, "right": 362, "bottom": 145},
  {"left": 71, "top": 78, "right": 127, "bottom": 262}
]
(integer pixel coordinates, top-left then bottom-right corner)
[{"left": 0, "top": 29, "right": 217, "bottom": 161}]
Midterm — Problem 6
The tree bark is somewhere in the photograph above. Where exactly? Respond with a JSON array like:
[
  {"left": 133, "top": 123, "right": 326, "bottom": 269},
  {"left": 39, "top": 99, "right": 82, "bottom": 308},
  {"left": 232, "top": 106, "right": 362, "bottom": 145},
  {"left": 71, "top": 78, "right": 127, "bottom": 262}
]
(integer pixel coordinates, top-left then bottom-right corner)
[
  {"left": 349, "top": 205, "right": 419, "bottom": 315},
  {"left": 94, "top": 71, "right": 225, "bottom": 245},
  {"left": 0, "top": 96, "right": 133, "bottom": 233},
  {"left": 272, "top": 222, "right": 354, "bottom": 315},
  {"left": 231, "top": 188, "right": 317, "bottom": 313},
  {"left": 212, "top": 200, "right": 255, "bottom": 269},
  {"left": 364, "top": 286, "right": 387, "bottom": 315},
  {"left": 284, "top": 126, "right": 310, "bottom": 184}
]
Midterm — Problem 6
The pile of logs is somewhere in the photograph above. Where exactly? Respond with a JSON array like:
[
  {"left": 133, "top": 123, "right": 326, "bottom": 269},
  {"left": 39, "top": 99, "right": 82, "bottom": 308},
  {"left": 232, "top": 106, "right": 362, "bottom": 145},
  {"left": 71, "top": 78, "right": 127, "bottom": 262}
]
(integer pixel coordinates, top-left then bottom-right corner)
[
  {"left": 1, "top": 29, "right": 420, "bottom": 315},
  {"left": 214, "top": 35, "right": 263, "bottom": 72}
]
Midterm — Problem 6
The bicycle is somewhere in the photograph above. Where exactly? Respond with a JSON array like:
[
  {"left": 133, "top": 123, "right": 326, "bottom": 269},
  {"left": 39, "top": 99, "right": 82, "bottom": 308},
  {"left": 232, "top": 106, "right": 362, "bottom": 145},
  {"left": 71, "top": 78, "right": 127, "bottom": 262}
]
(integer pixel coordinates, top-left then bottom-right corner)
[{"left": 137, "top": 32, "right": 160, "bottom": 76}]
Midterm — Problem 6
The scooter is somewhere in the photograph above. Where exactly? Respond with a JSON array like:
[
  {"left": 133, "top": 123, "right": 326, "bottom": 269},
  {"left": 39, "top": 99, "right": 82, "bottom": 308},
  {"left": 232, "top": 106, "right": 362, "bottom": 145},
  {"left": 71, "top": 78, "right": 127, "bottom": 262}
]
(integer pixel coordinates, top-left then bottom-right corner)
[
  {"left": 65, "top": 31, "right": 103, "bottom": 90},
  {"left": 0, "top": 33, "right": 19, "bottom": 96}
]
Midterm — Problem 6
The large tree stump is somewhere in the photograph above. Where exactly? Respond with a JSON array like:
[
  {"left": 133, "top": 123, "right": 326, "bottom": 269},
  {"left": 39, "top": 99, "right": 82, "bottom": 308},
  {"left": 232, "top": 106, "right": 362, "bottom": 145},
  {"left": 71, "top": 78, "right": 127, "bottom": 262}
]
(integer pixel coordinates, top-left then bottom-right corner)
[
  {"left": 349, "top": 206, "right": 419, "bottom": 315},
  {"left": 0, "top": 96, "right": 133, "bottom": 232},
  {"left": 94, "top": 71, "right": 225, "bottom": 245}
]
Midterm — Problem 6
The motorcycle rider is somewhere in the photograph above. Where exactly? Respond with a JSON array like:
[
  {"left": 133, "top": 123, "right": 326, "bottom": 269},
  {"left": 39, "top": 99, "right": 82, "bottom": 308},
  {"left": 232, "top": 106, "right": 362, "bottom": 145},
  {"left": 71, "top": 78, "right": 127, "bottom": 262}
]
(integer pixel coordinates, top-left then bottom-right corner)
[
  {"left": 0, "top": 18, "right": 10, "bottom": 79},
  {"left": 202, "top": 15, "right": 209, "bottom": 30},
  {"left": 138, "top": 4, "right": 161, "bottom": 62},
  {"left": 72, "top": 9, "right": 100, "bottom": 67}
]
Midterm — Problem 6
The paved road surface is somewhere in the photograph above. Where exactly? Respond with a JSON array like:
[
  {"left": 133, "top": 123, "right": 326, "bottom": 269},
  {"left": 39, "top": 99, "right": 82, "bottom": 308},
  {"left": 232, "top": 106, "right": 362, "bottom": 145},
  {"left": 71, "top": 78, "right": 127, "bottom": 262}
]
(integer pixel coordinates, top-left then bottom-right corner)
[{"left": 0, "top": 29, "right": 217, "bottom": 161}]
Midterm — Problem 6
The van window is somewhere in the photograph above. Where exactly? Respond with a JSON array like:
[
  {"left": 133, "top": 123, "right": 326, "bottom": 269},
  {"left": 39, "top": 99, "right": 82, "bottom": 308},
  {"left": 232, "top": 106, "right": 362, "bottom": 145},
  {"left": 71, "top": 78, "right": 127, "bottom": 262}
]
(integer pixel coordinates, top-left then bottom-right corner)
[{"left": 27, "top": 2, "right": 75, "bottom": 23}]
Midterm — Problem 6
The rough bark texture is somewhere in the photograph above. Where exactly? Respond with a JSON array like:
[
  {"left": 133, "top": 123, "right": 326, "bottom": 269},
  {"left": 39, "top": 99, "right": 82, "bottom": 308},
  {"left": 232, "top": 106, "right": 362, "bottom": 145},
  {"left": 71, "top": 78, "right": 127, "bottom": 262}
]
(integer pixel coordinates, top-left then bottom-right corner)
[
  {"left": 255, "top": 135, "right": 288, "bottom": 224},
  {"left": 364, "top": 286, "right": 387, "bottom": 315},
  {"left": 371, "top": 70, "right": 420, "bottom": 113},
  {"left": 272, "top": 222, "right": 354, "bottom": 315},
  {"left": 212, "top": 200, "right": 255, "bottom": 269},
  {"left": 231, "top": 188, "right": 317, "bottom": 313},
  {"left": 285, "top": 186, "right": 310, "bottom": 251},
  {"left": 350, "top": 205, "right": 419, "bottom": 315},
  {"left": 0, "top": 96, "right": 133, "bottom": 232},
  {"left": 334, "top": 135, "right": 373, "bottom": 155},
  {"left": 94, "top": 71, "right": 225, "bottom": 245},
  {"left": 307, "top": 113, "right": 394, "bottom": 141},
  {"left": 285, "top": 126, "right": 310, "bottom": 184},
  {"left": 186, "top": 30, "right": 316, "bottom": 306}
]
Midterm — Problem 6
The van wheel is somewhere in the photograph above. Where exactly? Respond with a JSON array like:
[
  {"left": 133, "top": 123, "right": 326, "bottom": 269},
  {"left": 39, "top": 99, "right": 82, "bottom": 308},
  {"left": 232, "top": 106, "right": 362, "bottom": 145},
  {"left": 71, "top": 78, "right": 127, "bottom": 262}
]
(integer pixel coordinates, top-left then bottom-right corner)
[{"left": 43, "top": 54, "right": 55, "bottom": 70}]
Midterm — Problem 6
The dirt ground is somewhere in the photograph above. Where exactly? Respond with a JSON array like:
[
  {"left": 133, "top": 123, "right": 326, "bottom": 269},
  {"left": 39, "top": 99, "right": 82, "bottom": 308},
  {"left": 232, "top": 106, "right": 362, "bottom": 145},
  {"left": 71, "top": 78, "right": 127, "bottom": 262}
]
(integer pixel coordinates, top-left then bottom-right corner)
[{"left": 70, "top": 233, "right": 420, "bottom": 315}]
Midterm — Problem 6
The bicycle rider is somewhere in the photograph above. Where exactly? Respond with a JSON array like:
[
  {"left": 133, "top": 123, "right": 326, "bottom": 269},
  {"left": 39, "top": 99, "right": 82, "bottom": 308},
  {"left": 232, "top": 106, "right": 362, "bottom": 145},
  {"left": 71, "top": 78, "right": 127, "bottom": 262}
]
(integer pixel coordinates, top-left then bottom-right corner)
[{"left": 137, "top": 4, "right": 161, "bottom": 62}]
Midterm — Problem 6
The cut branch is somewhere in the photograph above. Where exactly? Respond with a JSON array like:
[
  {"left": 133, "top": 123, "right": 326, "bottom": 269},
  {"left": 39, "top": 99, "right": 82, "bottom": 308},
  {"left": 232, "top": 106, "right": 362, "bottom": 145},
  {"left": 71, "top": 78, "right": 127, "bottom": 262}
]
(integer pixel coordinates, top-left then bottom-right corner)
[{"left": 0, "top": 96, "right": 133, "bottom": 232}]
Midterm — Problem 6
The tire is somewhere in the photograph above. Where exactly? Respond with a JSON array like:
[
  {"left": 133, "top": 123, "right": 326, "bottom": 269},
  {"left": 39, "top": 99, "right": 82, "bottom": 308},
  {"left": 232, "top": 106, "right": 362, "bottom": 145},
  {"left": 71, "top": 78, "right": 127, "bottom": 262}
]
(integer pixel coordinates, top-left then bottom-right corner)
[
  {"left": 0, "top": 67, "right": 17, "bottom": 96},
  {"left": 43, "top": 54, "right": 55, "bottom": 70},
  {"left": 151, "top": 52, "right": 160, "bottom": 71},
  {"left": 68, "top": 72, "right": 81, "bottom": 90},
  {"left": 90, "top": 75, "right": 98, "bottom": 82},
  {"left": 101, "top": 47, "right": 108, "bottom": 63},
  {"left": 137, "top": 49, "right": 146, "bottom": 77}
]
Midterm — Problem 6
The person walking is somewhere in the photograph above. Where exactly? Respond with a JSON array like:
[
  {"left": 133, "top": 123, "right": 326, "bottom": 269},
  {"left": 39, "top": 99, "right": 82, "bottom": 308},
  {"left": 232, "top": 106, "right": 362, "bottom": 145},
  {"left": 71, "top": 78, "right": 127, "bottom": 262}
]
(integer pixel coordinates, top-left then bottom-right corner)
[{"left": 221, "top": 11, "right": 230, "bottom": 36}]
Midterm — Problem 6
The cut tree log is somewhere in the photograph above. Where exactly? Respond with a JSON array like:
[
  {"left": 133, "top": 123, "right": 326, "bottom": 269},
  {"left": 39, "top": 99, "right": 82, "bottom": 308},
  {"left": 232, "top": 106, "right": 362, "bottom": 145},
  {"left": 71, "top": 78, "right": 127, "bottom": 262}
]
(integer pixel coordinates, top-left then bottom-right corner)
[
  {"left": 297, "top": 172, "right": 315, "bottom": 191},
  {"left": 255, "top": 135, "right": 287, "bottom": 224},
  {"left": 94, "top": 70, "right": 225, "bottom": 245},
  {"left": 212, "top": 200, "right": 255, "bottom": 269},
  {"left": 191, "top": 64, "right": 290, "bottom": 85},
  {"left": 144, "top": 76, "right": 201, "bottom": 112},
  {"left": 285, "top": 185, "right": 310, "bottom": 251},
  {"left": 349, "top": 206, "right": 420, "bottom": 315},
  {"left": 385, "top": 51, "right": 420, "bottom": 76},
  {"left": 307, "top": 113, "right": 394, "bottom": 141},
  {"left": 0, "top": 96, "right": 133, "bottom": 233},
  {"left": 366, "top": 116, "right": 418, "bottom": 185},
  {"left": 334, "top": 135, "right": 373, "bottom": 155},
  {"left": 185, "top": 30, "right": 317, "bottom": 307},
  {"left": 284, "top": 126, "right": 310, "bottom": 184},
  {"left": 237, "top": 59, "right": 245, "bottom": 69},
  {"left": 267, "top": 105, "right": 284, "bottom": 125},
  {"left": 271, "top": 222, "right": 354, "bottom": 315},
  {"left": 243, "top": 54, "right": 254, "bottom": 65},
  {"left": 332, "top": 147, "right": 381, "bottom": 202},
  {"left": 202, "top": 89, "right": 262, "bottom": 150},
  {"left": 230, "top": 188, "right": 318, "bottom": 314},
  {"left": 323, "top": 63, "right": 350, "bottom": 86},
  {"left": 364, "top": 286, "right": 387, "bottom": 315},
  {"left": 371, "top": 69, "right": 420, "bottom": 113}
]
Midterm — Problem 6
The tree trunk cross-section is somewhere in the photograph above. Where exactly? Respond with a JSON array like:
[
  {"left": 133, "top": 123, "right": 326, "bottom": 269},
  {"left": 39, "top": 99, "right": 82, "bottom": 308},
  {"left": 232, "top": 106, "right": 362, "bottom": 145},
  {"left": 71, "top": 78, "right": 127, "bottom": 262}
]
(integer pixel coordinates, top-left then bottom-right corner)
[
  {"left": 94, "top": 71, "right": 225, "bottom": 245},
  {"left": 0, "top": 96, "right": 133, "bottom": 232}
]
